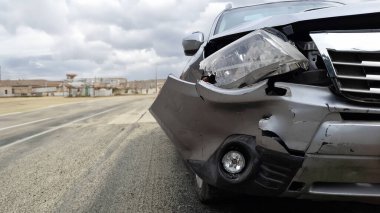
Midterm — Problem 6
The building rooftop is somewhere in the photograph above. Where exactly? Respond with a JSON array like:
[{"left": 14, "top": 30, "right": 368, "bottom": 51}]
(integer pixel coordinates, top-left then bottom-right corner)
[{"left": 0, "top": 80, "right": 62, "bottom": 87}]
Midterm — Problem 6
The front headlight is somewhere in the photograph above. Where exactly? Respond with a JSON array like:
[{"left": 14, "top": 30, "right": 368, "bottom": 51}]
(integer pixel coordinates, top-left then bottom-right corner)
[{"left": 200, "top": 29, "right": 308, "bottom": 89}]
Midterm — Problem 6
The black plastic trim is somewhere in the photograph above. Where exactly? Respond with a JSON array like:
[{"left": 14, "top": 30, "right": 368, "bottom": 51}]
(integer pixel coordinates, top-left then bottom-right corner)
[{"left": 187, "top": 134, "right": 304, "bottom": 196}]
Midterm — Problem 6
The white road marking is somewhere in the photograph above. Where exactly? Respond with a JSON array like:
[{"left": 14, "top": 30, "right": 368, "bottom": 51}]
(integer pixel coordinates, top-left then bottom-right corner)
[
  {"left": 0, "top": 111, "right": 22, "bottom": 117},
  {"left": 0, "top": 107, "right": 118, "bottom": 150},
  {"left": 0, "top": 117, "right": 53, "bottom": 132},
  {"left": 0, "top": 97, "right": 121, "bottom": 118}
]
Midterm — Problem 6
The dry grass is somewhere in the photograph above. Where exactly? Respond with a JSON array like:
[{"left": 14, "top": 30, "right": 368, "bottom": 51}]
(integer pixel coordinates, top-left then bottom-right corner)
[{"left": 0, "top": 96, "right": 120, "bottom": 115}]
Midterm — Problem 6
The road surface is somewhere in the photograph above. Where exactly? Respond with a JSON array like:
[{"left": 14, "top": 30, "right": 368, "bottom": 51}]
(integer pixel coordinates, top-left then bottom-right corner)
[{"left": 0, "top": 95, "right": 378, "bottom": 212}]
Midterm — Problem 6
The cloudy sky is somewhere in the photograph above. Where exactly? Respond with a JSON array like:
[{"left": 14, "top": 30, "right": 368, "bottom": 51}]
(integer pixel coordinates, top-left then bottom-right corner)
[{"left": 0, "top": 0, "right": 368, "bottom": 80}]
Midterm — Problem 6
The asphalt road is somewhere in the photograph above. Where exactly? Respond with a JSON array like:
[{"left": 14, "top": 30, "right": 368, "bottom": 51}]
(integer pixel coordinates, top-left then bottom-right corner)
[{"left": 0, "top": 95, "right": 379, "bottom": 212}]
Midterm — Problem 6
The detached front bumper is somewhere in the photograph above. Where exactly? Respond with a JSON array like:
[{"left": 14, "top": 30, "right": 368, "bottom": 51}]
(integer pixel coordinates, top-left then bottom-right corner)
[{"left": 150, "top": 75, "right": 380, "bottom": 200}]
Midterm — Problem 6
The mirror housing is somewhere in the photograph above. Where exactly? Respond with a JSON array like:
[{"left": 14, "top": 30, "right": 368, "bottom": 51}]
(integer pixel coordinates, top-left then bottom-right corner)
[{"left": 182, "top": 32, "right": 204, "bottom": 56}]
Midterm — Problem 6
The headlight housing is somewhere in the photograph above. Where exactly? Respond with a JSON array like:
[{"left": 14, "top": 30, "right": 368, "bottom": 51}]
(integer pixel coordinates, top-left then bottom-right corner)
[{"left": 200, "top": 29, "right": 308, "bottom": 89}]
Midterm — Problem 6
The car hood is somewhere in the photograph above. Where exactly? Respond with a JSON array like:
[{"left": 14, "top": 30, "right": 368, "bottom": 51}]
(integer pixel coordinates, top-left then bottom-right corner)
[{"left": 211, "top": 1, "right": 380, "bottom": 40}]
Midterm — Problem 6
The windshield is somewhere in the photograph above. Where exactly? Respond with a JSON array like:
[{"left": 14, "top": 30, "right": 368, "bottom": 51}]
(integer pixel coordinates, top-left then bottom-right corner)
[{"left": 215, "top": 1, "right": 343, "bottom": 35}]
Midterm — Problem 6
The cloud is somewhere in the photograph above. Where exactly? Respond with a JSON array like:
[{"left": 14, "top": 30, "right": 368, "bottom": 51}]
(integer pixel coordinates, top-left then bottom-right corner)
[
  {"left": 0, "top": 0, "right": 369, "bottom": 81},
  {"left": 0, "top": 0, "right": 69, "bottom": 34},
  {"left": 0, "top": 0, "right": 230, "bottom": 80},
  {"left": 0, "top": 26, "right": 55, "bottom": 57}
]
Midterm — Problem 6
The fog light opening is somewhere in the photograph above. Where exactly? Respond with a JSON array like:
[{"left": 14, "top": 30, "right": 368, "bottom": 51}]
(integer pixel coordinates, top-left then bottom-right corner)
[{"left": 221, "top": 150, "right": 246, "bottom": 174}]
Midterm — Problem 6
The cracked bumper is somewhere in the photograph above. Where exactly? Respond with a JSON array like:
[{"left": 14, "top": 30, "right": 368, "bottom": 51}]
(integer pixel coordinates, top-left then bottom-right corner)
[{"left": 150, "top": 75, "right": 380, "bottom": 200}]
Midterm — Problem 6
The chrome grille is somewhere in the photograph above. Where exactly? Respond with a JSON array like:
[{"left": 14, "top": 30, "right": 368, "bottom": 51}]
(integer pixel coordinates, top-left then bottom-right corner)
[{"left": 311, "top": 31, "right": 380, "bottom": 103}]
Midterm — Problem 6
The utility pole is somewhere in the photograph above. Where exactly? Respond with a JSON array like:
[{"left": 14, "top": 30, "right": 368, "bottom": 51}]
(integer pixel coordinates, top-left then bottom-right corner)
[
  {"left": 92, "top": 80, "right": 95, "bottom": 97},
  {"left": 93, "top": 76, "right": 96, "bottom": 97},
  {"left": 155, "top": 66, "right": 158, "bottom": 94}
]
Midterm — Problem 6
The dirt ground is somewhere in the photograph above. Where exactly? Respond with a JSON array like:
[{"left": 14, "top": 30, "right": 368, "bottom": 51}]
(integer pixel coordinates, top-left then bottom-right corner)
[{"left": 0, "top": 96, "right": 151, "bottom": 115}]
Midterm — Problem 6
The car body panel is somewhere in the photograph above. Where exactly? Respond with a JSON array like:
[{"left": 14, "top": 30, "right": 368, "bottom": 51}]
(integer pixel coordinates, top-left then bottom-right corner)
[
  {"left": 150, "top": 75, "right": 380, "bottom": 199},
  {"left": 151, "top": 75, "right": 380, "bottom": 158},
  {"left": 308, "top": 122, "right": 380, "bottom": 156},
  {"left": 151, "top": 0, "right": 380, "bottom": 201},
  {"left": 293, "top": 155, "right": 380, "bottom": 199}
]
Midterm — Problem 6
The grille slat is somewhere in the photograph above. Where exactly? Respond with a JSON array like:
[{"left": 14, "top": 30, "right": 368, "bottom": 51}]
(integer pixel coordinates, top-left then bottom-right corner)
[
  {"left": 311, "top": 32, "right": 380, "bottom": 103},
  {"left": 340, "top": 87, "right": 380, "bottom": 94},
  {"left": 333, "top": 61, "right": 380, "bottom": 67},
  {"left": 336, "top": 75, "right": 380, "bottom": 81},
  {"left": 329, "top": 50, "right": 380, "bottom": 102}
]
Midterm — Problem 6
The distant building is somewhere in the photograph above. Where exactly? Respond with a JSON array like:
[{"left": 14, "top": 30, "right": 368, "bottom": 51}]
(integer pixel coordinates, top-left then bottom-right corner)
[
  {"left": 64, "top": 76, "right": 128, "bottom": 97},
  {"left": 0, "top": 80, "right": 63, "bottom": 97},
  {"left": 127, "top": 79, "right": 166, "bottom": 94},
  {"left": 78, "top": 77, "right": 127, "bottom": 88},
  {"left": 0, "top": 76, "right": 163, "bottom": 97},
  {"left": 0, "top": 86, "right": 13, "bottom": 97}
]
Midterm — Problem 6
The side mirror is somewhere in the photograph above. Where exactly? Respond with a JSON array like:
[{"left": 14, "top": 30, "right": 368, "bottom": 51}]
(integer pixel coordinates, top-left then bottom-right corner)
[{"left": 182, "top": 32, "right": 204, "bottom": 56}]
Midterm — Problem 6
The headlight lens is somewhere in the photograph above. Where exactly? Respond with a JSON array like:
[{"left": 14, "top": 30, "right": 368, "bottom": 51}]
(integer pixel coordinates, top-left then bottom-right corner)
[
  {"left": 200, "top": 29, "right": 308, "bottom": 88},
  {"left": 222, "top": 150, "right": 246, "bottom": 174}
]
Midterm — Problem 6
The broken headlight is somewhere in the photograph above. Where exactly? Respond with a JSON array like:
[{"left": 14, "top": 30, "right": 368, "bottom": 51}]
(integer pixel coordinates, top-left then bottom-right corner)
[{"left": 200, "top": 29, "right": 308, "bottom": 89}]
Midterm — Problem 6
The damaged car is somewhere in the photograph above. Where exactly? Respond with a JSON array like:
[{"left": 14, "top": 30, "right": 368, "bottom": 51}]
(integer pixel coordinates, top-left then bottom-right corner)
[{"left": 150, "top": 0, "right": 380, "bottom": 203}]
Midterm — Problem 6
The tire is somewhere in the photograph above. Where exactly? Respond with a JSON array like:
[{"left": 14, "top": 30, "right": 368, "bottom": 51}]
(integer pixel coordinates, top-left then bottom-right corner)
[{"left": 195, "top": 174, "right": 222, "bottom": 203}]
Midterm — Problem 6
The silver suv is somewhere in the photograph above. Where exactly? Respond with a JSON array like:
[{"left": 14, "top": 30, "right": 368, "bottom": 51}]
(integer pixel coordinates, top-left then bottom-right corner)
[{"left": 151, "top": 0, "right": 380, "bottom": 203}]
